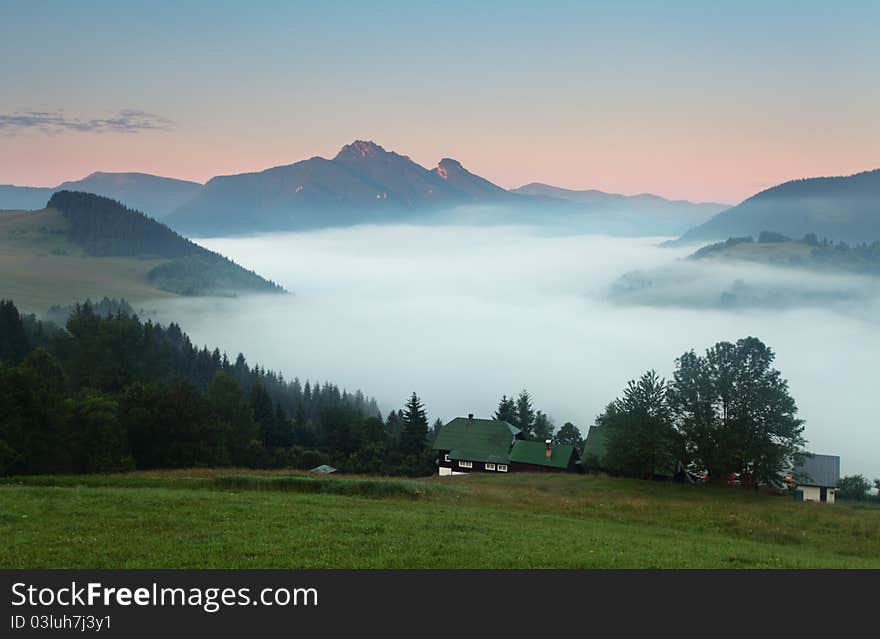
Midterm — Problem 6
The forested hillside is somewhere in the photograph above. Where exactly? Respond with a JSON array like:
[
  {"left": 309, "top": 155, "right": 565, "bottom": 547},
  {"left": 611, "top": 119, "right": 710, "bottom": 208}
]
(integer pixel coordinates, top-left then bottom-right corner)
[
  {"left": 0, "top": 300, "right": 454, "bottom": 476},
  {"left": 47, "top": 191, "right": 285, "bottom": 295},
  {"left": 675, "top": 169, "right": 880, "bottom": 244}
]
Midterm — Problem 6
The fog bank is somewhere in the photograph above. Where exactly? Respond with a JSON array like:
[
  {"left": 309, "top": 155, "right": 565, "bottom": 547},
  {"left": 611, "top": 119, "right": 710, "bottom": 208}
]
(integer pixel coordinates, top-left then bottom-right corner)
[{"left": 147, "top": 225, "right": 879, "bottom": 479}]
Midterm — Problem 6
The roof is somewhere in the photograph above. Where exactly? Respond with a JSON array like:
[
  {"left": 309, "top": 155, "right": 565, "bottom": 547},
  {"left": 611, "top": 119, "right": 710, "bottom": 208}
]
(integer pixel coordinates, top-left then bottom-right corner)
[
  {"left": 794, "top": 454, "right": 840, "bottom": 487},
  {"left": 580, "top": 424, "right": 674, "bottom": 477},
  {"left": 432, "top": 417, "right": 519, "bottom": 464},
  {"left": 448, "top": 447, "right": 510, "bottom": 464},
  {"left": 508, "top": 440, "right": 575, "bottom": 469},
  {"left": 309, "top": 464, "right": 338, "bottom": 474},
  {"left": 582, "top": 425, "right": 607, "bottom": 463}
]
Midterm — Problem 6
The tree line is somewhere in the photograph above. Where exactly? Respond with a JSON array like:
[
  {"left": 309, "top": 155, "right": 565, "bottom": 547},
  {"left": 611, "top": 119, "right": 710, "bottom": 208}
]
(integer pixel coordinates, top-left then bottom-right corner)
[
  {"left": 0, "top": 299, "right": 436, "bottom": 477},
  {"left": 693, "top": 231, "right": 880, "bottom": 276},
  {"left": 0, "top": 298, "right": 846, "bottom": 487},
  {"left": 591, "top": 337, "right": 807, "bottom": 486},
  {"left": 492, "top": 389, "right": 582, "bottom": 446},
  {"left": 837, "top": 475, "right": 880, "bottom": 503}
]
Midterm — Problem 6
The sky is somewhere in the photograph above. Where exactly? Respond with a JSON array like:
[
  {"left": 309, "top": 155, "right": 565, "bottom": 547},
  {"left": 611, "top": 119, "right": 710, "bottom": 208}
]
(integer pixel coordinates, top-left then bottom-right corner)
[{"left": 1, "top": 0, "right": 878, "bottom": 202}]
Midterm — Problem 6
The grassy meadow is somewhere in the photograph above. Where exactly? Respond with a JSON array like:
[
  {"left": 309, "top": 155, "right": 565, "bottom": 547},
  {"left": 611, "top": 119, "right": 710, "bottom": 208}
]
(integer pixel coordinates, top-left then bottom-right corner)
[
  {"left": 0, "top": 208, "right": 174, "bottom": 312},
  {"left": 2, "top": 470, "right": 879, "bottom": 568}
]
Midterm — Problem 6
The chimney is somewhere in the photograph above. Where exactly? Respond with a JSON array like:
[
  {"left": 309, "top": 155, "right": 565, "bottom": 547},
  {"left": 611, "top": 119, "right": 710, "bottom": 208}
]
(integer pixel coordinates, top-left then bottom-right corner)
[
  {"left": 545, "top": 439, "right": 552, "bottom": 457},
  {"left": 467, "top": 413, "right": 474, "bottom": 421}
]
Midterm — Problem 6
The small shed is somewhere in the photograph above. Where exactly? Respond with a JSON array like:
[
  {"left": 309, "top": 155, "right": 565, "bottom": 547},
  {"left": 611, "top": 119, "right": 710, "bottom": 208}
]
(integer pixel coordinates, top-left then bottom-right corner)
[
  {"left": 309, "top": 464, "right": 338, "bottom": 474},
  {"left": 793, "top": 454, "right": 839, "bottom": 504}
]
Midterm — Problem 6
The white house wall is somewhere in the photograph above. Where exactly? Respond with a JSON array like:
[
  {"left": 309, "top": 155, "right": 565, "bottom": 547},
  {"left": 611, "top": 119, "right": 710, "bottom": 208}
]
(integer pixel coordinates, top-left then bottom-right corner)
[
  {"left": 438, "top": 467, "right": 468, "bottom": 477},
  {"left": 801, "top": 485, "right": 836, "bottom": 504}
]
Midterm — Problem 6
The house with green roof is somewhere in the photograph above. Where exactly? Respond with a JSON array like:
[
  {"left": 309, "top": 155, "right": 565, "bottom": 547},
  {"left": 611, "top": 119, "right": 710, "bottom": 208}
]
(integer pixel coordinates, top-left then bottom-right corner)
[
  {"left": 432, "top": 414, "right": 580, "bottom": 475},
  {"left": 508, "top": 439, "right": 579, "bottom": 473}
]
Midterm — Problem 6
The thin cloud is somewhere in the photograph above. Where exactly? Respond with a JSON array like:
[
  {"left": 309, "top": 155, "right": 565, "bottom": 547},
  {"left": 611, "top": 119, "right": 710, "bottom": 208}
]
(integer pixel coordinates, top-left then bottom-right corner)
[{"left": 0, "top": 109, "right": 172, "bottom": 135}]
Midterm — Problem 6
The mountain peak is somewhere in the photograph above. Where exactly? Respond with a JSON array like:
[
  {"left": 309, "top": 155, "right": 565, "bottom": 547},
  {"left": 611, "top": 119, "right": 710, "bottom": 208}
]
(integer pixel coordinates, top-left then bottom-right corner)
[
  {"left": 334, "top": 140, "right": 387, "bottom": 161},
  {"left": 436, "top": 158, "right": 464, "bottom": 179}
]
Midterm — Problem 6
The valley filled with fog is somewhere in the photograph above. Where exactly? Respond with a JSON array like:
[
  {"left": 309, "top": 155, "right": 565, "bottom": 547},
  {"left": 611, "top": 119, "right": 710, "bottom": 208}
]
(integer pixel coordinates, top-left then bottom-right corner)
[{"left": 146, "top": 225, "right": 880, "bottom": 478}]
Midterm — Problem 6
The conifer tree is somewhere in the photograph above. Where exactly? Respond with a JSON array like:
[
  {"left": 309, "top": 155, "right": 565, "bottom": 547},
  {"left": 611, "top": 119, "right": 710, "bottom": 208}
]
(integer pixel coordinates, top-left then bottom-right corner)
[
  {"left": 494, "top": 395, "right": 516, "bottom": 424},
  {"left": 399, "top": 392, "right": 429, "bottom": 455},
  {"left": 515, "top": 389, "right": 535, "bottom": 437}
]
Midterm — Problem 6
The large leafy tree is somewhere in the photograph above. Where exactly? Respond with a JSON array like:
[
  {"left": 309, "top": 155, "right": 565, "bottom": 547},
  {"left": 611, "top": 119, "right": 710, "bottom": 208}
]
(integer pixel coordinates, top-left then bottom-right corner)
[
  {"left": 533, "top": 410, "right": 555, "bottom": 441},
  {"left": 838, "top": 475, "right": 870, "bottom": 501},
  {"left": 602, "top": 370, "right": 678, "bottom": 479},
  {"left": 668, "top": 337, "right": 805, "bottom": 486},
  {"left": 553, "top": 422, "right": 583, "bottom": 448},
  {"left": 71, "top": 390, "right": 133, "bottom": 473}
]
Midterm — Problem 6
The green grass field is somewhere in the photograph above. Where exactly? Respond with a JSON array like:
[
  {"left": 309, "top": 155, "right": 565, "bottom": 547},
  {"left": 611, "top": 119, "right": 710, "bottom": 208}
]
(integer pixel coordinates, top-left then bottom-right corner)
[
  {"left": 2, "top": 470, "right": 878, "bottom": 568},
  {"left": 0, "top": 208, "right": 175, "bottom": 312}
]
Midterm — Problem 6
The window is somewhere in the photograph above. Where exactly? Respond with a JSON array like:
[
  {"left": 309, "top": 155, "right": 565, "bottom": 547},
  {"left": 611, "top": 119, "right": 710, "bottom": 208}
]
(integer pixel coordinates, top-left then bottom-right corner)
[
  {"left": 444, "top": 454, "right": 450, "bottom": 462},
  {"left": 458, "top": 460, "right": 473, "bottom": 469},
  {"left": 485, "top": 463, "right": 496, "bottom": 471},
  {"left": 497, "top": 464, "right": 508, "bottom": 472}
]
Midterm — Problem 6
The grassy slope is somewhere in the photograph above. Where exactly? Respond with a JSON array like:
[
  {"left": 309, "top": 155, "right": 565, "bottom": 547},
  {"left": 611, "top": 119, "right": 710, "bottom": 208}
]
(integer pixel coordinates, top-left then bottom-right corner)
[
  {"left": 2, "top": 470, "right": 878, "bottom": 568},
  {"left": 0, "top": 208, "right": 175, "bottom": 311},
  {"left": 714, "top": 241, "right": 814, "bottom": 265},
  {"left": 695, "top": 240, "right": 880, "bottom": 276}
]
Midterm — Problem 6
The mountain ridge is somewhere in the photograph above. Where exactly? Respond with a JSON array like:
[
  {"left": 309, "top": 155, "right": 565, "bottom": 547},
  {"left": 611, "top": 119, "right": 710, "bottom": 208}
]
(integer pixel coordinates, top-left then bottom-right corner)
[
  {"left": 673, "top": 168, "right": 880, "bottom": 245},
  {"left": 0, "top": 172, "right": 201, "bottom": 219},
  {"left": 165, "top": 140, "right": 504, "bottom": 235}
]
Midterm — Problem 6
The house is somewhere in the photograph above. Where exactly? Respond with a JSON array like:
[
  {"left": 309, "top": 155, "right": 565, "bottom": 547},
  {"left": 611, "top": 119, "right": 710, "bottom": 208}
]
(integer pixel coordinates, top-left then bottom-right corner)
[
  {"left": 508, "top": 439, "right": 579, "bottom": 473},
  {"left": 792, "top": 454, "right": 840, "bottom": 504},
  {"left": 432, "top": 414, "right": 579, "bottom": 474},
  {"left": 433, "top": 415, "right": 521, "bottom": 475}
]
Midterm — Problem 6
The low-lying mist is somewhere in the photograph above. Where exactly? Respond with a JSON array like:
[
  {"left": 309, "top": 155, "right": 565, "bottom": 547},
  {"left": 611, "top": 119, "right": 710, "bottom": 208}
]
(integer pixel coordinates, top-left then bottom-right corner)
[{"left": 146, "top": 225, "right": 879, "bottom": 478}]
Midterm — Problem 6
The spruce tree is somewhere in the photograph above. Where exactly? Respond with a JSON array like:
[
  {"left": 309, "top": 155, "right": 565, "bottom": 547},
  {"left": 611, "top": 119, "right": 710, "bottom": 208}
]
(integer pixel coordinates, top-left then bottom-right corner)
[
  {"left": 515, "top": 389, "right": 535, "bottom": 437},
  {"left": 602, "top": 370, "right": 678, "bottom": 479},
  {"left": 494, "top": 395, "right": 516, "bottom": 424},
  {"left": 0, "top": 300, "right": 29, "bottom": 364},
  {"left": 399, "top": 392, "right": 428, "bottom": 455}
]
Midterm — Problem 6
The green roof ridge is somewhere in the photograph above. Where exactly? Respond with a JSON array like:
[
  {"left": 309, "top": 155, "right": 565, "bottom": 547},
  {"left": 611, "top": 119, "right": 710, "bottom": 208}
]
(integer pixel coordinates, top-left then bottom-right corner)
[{"left": 508, "top": 439, "right": 574, "bottom": 469}]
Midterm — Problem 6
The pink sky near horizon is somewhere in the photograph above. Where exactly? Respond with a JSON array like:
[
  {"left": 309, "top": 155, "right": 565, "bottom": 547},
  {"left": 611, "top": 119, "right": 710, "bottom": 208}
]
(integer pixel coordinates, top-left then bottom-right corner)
[
  {"left": 3, "top": 2, "right": 879, "bottom": 204},
  {"left": 1, "top": 124, "right": 877, "bottom": 204}
]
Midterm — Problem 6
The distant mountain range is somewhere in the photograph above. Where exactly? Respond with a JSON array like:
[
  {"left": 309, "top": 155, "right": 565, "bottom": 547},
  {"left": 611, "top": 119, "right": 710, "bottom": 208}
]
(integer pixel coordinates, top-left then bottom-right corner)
[
  {"left": 5, "top": 143, "right": 877, "bottom": 243},
  {"left": 512, "top": 182, "right": 727, "bottom": 221},
  {"left": 672, "top": 169, "right": 880, "bottom": 245},
  {"left": 166, "top": 141, "right": 729, "bottom": 236},
  {"left": 1, "top": 141, "right": 728, "bottom": 237},
  {"left": 0, "top": 172, "right": 201, "bottom": 219},
  {"left": 164, "top": 141, "right": 525, "bottom": 235}
]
